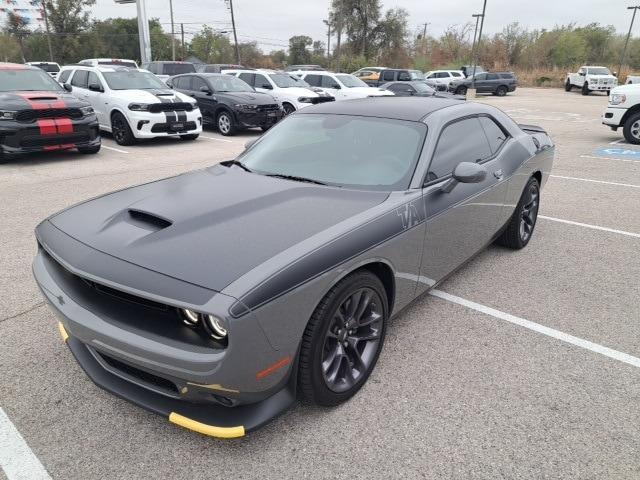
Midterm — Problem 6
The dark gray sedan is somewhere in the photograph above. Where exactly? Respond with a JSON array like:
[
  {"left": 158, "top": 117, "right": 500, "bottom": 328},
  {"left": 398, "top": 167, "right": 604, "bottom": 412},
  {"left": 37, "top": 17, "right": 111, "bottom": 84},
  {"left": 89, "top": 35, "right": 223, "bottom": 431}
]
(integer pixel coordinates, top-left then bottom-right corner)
[{"left": 33, "top": 98, "right": 554, "bottom": 438}]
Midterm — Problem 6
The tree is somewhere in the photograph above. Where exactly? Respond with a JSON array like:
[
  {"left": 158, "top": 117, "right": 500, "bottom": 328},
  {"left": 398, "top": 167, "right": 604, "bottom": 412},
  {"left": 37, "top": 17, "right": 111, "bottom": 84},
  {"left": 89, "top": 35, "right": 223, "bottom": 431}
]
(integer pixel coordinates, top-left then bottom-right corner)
[
  {"left": 5, "top": 12, "right": 30, "bottom": 61},
  {"left": 551, "top": 30, "right": 588, "bottom": 67},
  {"left": 189, "top": 26, "right": 235, "bottom": 63},
  {"left": 375, "top": 8, "right": 410, "bottom": 67},
  {"left": 45, "top": 0, "right": 96, "bottom": 63},
  {"left": 288, "top": 35, "right": 312, "bottom": 64},
  {"left": 0, "top": 33, "right": 22, "bottom": 62}
]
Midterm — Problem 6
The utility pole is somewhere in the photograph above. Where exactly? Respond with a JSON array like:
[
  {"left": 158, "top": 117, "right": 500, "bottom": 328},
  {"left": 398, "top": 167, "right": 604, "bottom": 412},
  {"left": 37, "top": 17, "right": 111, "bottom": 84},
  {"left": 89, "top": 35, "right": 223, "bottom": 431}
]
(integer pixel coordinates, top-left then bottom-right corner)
[
  {"left": 181, "top": 23, "right": 185, "bottom": 60},
  {"left": 227, "top": 0, "right": 241, "bottom": 64},
  {"left": 41, "top": 0, "right": 53, "bottom": 62},
  {"left": 420, "top": 22, "right": 430, "bottom": 55},
  {"left": 169, "top": 0, "right": 175, "bottom": 61},
  {"left": 470, "top": 14, "right": 482, "bottom": 72},
  {"left": 619, "top": 6, "right": 640, "bottom": 80},
  {"left": 471, "top": 0, "right": 487, "bottom": 90},
  {"left": 323, "top": 19, "right": 331, "bottom": 58}
]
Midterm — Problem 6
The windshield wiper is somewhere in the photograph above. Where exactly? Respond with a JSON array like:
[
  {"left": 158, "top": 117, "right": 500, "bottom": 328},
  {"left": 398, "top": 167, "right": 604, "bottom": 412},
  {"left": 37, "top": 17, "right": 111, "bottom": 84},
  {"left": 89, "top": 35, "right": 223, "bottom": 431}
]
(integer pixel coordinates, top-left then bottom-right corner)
[
  {"left": 221, "top": 160, "right": 252, "bottom": 172},
  {"left": 266, "top": 173, "right": 328, "bottom": 186}
]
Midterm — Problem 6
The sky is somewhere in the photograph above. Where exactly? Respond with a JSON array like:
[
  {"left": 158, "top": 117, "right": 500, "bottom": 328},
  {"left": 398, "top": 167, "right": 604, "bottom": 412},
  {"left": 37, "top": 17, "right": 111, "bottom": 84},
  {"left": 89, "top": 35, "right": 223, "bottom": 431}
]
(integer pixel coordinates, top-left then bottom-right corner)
[{"left": 90, "top": 0, "right": 639, "bottom": 52}]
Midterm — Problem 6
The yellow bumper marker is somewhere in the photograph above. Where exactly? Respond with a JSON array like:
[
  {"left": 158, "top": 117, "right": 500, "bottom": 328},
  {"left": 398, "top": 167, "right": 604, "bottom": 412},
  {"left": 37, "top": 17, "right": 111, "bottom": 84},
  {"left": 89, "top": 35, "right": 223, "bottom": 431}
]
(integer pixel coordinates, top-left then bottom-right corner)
[
  {"left": 169, "top": 412, "right": 245, "bottom": 439},
  {"left": 57, "top": 322, "right": 69, "bottom": 343}
]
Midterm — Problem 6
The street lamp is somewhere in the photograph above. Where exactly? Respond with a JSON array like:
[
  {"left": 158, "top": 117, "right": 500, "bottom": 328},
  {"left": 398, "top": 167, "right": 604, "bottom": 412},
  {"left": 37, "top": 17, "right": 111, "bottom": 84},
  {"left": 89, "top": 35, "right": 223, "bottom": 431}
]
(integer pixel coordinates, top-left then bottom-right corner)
[
  {"left": 619, "top": 6, "right": 640, "bottom": 81},
  {"left": 115, "top": 0, "right": 151, "bottom": 65}
]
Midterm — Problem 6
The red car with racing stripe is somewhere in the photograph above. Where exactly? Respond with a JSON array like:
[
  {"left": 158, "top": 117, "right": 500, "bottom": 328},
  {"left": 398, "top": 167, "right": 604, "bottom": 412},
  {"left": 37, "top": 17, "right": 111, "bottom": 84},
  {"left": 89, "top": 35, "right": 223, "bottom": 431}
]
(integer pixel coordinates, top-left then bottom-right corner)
[{"left": 0, "top": 62, "right": 100, "bottom": 162}]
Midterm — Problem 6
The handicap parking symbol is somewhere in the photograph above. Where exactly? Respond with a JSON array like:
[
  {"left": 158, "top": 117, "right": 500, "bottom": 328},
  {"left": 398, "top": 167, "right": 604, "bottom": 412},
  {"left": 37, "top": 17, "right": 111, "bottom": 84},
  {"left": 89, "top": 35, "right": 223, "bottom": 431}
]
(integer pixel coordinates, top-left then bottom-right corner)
[{"left": 595, "top": 147, "right": 640, "bottom": 158}]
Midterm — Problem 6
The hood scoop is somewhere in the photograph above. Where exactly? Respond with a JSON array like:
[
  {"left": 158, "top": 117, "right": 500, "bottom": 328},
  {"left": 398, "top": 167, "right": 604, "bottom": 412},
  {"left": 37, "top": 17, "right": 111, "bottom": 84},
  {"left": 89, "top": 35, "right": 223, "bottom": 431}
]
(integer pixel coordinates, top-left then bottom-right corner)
[{"left": 127, "top": 209, "right": 173, "bottom": 231}]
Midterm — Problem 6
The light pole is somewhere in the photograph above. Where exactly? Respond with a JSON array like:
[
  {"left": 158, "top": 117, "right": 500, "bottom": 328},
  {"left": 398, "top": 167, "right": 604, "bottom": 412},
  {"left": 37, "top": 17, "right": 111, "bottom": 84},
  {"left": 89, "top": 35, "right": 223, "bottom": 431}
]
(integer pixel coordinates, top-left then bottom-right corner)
[
  {"left": 114, "top": 0, "right": 151, "bottom": 65},
  {"left": 470, "top": 13, "right": 482, "bottom": 70},
  {"left": 226, "top": 0, "right": 241, "bottom": 65},
  {"left": 471, "top": 0, "right": 487, "bottom": 91},
  {"left": 323, "top": 19, "right": 331, "bottom": 58},
  {"left": 619, "top": 6, "right": 640, "bottom": 80},
  {"left": 169, "top": 0, "right": 175, "bottom": 61}
]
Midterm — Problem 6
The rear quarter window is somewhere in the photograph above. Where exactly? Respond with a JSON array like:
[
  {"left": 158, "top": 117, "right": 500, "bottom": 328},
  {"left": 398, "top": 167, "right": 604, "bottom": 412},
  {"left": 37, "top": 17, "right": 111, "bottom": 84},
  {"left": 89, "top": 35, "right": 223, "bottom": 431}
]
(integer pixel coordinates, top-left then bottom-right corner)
[{"left": 499, "top": 73, "right": 514, "bottom": 79}]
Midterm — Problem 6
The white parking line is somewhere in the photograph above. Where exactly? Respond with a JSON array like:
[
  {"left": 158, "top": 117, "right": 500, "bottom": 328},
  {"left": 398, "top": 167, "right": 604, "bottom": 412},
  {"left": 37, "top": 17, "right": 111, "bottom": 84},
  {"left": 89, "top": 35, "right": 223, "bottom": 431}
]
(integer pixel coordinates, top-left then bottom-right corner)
[
  {"left": 609, "top": 138, "right": 625, "bottom": 145},
  {"left": 101, "top": 145, "right": 129, "bottom": 154},
  {"left": 539, "top": 215, "right": 640, "bottom": 238},
  {"left": 580, "top": 154, "right": 640, "bottom": 164},
  {"left": 0, "top": 407, "right": 52, "bottom": 480},
  {"left": 201, "top": 135, "right": 234, "bottom": 143},
  {"left": 430, "top": 290, "right": 640, "bottom": 369},
  {"left": 550, "top": 174, "right": 640, "bottom": 189}
]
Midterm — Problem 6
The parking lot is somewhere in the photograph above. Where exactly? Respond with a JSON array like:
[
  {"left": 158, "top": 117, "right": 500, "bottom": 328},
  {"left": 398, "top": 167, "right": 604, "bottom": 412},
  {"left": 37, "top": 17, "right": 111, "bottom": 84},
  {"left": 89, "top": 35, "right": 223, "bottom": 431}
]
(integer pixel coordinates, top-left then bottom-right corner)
[{"left": 1, "top": 87, "right": 639, "bottom": 479}]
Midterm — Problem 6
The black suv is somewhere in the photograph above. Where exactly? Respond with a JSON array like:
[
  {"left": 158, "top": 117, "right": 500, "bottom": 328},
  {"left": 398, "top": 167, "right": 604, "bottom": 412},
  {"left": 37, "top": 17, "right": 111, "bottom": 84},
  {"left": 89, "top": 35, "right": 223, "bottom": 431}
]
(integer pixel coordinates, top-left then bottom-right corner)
[
  {"left": 168, "top": 73, "right": 284, "bottom": 136},
  {"left": 448, "top": 72, "right": 517, "bottom": 96}
]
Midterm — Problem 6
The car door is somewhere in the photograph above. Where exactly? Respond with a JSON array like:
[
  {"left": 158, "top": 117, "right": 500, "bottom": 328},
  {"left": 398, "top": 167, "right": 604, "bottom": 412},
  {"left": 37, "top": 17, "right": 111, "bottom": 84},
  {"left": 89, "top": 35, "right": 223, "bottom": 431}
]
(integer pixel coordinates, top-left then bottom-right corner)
[
  {"left": 485, "top": 73, "right": 500, "bottom": 92},
  {"left": 85, "top": 71, "right": 107, "bottom": 126},
  {"left": 191, "top": 76, "right": 218, "bottom": 122},
  {"left": 419, "top": 115, "right": 509, "bottom": 286},
  {"left": 70, "top": 69, "right": 90, "bottom": 102},
  {"left": 472, "top": 73, "right": 489, "bottom": 92}
]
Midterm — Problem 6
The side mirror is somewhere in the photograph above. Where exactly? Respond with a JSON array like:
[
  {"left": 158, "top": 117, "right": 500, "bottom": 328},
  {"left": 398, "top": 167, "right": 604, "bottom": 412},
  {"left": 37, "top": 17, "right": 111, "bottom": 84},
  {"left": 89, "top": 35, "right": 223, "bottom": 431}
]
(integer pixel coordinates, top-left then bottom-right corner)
[
  {"left": 332, "top": 84, "right": 341, "bottom": 90},
  {"left": 88, "top": 83, "right": 103, "bottom": 92},
  {"left": 244, "top": 138, "right": 258, "bottom": 150},
  {"left": 200, "top": 85, "right": 212, "bottom": 95},
  {"left": 63, "top": 83, "right": 72, "bottom": 92},
  {"left": 440, "top": 162, "right": 487, "bottom": 193},
  {"left": 261, "top": 83, "right": 273, "bottom": 90},
  {"left": 579, "top": 72, "right": 585, "bottom": 76}
]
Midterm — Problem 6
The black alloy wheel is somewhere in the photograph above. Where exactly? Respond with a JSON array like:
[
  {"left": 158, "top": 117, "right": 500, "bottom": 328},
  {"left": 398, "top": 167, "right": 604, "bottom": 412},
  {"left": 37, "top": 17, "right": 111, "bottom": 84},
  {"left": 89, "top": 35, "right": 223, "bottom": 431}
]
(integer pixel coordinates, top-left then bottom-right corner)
[
  {"left": 282, "top": 103, "right": 296, "bottom": 115},
  {"left": 298, "top": 271, "right": 388, "bottom": 406},
  {"left": 496, "top": 177, "right": 540, "bottom": 249},
  {"left": 565, "top": 79, "right": 573, "bottom": 92},
  {"left": 111, "top": 112, "right": 135, "bottom": 146}
]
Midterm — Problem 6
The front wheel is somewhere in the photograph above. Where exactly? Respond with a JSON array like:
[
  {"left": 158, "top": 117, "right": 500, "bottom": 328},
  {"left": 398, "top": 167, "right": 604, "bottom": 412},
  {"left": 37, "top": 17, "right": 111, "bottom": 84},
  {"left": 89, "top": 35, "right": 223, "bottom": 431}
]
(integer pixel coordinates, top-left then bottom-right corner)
[
  {"left": 623, "top": 112, "right": 640, "bottom": 145},
  {"left": 565, "top": 79, "right": 573, "bottom": 92},
  {"left": 455, "top": 86, "right": 468, "bottom": 96},
  {"left": 496, "top": 177, "right": 540, "bottom": 249},
  {"left": 581, "top": 83, "right": 590, "bottom": 96},
  {"left": 111, "top": 112, "right": 136, "bottom": 146},
  {"left": 495, "top": 86, "right": 508, "bottom": 97},
  {"left": 298, "top": 271, "right": 388, "bottom": 406},
  {"left": 217, "top": 111, "right": 235, "bottom": 136},
  {"left": 282, "top": 103, "right": 296, "bottom": 115}
]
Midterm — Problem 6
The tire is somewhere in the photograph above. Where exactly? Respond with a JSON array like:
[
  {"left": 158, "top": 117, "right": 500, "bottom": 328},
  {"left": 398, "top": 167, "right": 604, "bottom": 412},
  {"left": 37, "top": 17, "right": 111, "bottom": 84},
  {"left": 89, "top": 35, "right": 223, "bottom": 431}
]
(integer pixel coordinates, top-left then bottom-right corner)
[
  {"left": 496, "top": 177, "right": 540, "bottom": 250},
  {"left": 77, "top": 144, "right": 101, "bottom": 154},
  {"left": 282, "top": 103, "right": 296, "bottom": 115},
  {"left": 623, "top": 112, "right": 640, "bottom": 145},
  {"left": 216, "top": 111, "right": 235, "bottom": 136},
  {"left": 495, "top": 86, "right": 508, "bottom": 97},
  {"left": 111, "top": 112, "right": 136, "bottom": 146},
  {"left": 298, "top": 270, "right": 389, "bottom": 407},
  {"left": 455, "top": 86, "right": 467, "bottom": 96},
  {"left": 565, "top": 79, "right": 573, "bottom": 92},
  {"left": 581, "top": 83, "right": 590, "bottom": 96},
  {"left": 180, "top": 134, "right": 199, "bottom": 140}
]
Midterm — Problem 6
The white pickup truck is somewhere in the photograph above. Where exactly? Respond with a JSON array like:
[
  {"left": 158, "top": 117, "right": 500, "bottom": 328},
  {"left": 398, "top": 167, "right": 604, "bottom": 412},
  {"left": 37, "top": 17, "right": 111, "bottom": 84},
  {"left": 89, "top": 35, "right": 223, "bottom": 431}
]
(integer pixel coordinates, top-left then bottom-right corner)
[
  {"left": 602, "top": 84, "right": 640, "bottom": 144},
  {"left": 565, "top": 66, "right": 618, "bottom": 95}
]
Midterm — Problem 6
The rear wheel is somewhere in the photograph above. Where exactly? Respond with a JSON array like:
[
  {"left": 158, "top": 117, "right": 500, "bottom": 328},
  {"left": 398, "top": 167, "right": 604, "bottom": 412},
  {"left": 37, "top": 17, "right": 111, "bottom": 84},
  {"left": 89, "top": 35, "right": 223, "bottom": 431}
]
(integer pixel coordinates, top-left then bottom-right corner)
[
  {"left": 298, "top": 271, "right": 388, "bottom": 406},
  {"left": 565, "top": 79, "right": 573, "bottom": 92},
  {"left": 623, "top": 112, "right": 640, "bottom": 145},
  {"left": 495, "top": 85, "right": 508, "bottom": 97},
  {"left": 111, "top": 112, "right": 136, "bottom": 146},
  {"left": 496, "top": 177, "right": 540, "bottom": 250},
  {"left": 581, "top": 83, "right": 590, "bottom": 96},
  {"left": 217, "top": 111, "right": 235, "bottom": 136}
]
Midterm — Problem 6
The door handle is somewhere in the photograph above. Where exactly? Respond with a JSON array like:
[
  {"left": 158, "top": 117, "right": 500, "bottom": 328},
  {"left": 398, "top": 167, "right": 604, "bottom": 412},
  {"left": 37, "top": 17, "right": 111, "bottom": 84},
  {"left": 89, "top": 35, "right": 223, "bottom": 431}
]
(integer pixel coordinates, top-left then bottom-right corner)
[{"left": 493, "top": 169, "right": 504, "bottom": 180}]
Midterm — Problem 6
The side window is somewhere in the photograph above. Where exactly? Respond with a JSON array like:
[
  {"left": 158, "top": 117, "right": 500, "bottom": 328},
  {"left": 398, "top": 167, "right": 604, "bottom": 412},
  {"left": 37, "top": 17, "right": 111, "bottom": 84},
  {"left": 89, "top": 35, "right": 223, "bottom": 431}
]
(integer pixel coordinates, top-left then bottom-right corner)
[
  {"left": 398, "top": 72, "right": 411, "bottom": 81},
  {"left": 382, "top": 70, "right": 395, "bottom": 82},
  {"left": 254, "top": 74, "right": 271, "bottom": 89},
  {"left": 87, "top": 71, "right": 102, "bottom": 89},
  {"left": 388, "top": 84, "right": 408, "bottom": 93},
  {"left": 58, "top": 70, "right": 72, "bottom": 83},
  {"left": 321, "top": 75, "right": 340, "bottom": 88},
  {"left": 174, "top": 76, "right": 191, "bottom": 90},
  {"left": 474, "top": 73, "right": 487, "bottom": 81},
  {"left": 479, "top": 116, "right": 508, "bottom": 154},
  {"left": 436, "top": 72, "right": 449, "bottom": 79},
  {"left": 427, "top": 118, "right": 492, "bottom": 182},
  {"left": 71, "top": 70, "right": 89, "bottom": 88},
  {"left": 499, "top": 73, "right": 513, "bottom": 79},
  {"left": 451, "top": 72, "right": 463, "bottom": 77},
  {"left": 486, "top": 73, "right": 499, "bottom": 80},
  {"left": 305, "top": 74, "right": 322, "bottom": 87},
  {"left": 238, "top": 72, "right": 254, "bottom": 86},
  {"left": 192, "top": 77, "right": 208, "bottom": 91},
  {"left": 427, "top": 73, "right": 436, "bottom": 79}
]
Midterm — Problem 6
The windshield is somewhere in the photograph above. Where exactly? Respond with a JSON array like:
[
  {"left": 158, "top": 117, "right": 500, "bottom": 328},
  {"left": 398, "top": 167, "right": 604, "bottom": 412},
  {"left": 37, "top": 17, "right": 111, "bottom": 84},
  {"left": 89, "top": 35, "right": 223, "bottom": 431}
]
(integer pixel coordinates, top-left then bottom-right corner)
[
  {"left": 102, "top": 71, "right": 168, "bottom": 90},
  {"left": 588, "top": 67, "right": 611, "bottom": 76},
  {"left": 0, "top": 69, "right": 63, "bottom": 92},
  {"left": 269, "top": 73, "right": 300, "bottom": 88},
  {"left": 336, "top": 74, "right": 368, "bottom": 88},
  {"left": 97, "top": 60, "right": 138, "bottom": 69},
  {"left": 161, "top": 63, "right": 196, "bottom": 75},
  {"left": 32, "top": 63, "right": 60, "bottom": 73},
  {"left": 210, "top": 75, "right": 254, "bottom": 92},
  {"left": 409, "top": 70, "right": 425, "bottom": 80},
  {"left": 239, "top": 114, "right": 426, "bottom": 190},
  {"left": 290, "top": 76, "right": 311, "bottom": 87}
]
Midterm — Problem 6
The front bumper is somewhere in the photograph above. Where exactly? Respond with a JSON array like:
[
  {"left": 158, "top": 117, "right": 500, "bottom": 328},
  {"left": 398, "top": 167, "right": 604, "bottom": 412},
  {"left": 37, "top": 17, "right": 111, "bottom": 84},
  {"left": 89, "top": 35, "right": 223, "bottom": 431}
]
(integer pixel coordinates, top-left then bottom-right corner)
[
  {"left": 602, "top": 106, "right": 627, "bottom": 127},
  {"left": 236, "top": 109, "right": 284, "bottom": 128},
  {"left": 125, "top": 110, "right": 203, "bottom": 139},
  {"left": 588, "top": 83, "right": 616, "bottom": 91},
  {"left": 0, "top": 116, "right": 100, "bottom": 156}
]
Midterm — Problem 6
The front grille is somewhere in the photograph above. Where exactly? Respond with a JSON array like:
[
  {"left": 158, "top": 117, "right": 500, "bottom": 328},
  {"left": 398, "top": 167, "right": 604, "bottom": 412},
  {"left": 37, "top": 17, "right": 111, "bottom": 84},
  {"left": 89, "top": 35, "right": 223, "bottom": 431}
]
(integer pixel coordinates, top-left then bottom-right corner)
[
  {"left": 16, "top": 108, "right": 83, "bottom": 122},
  {"left": 150, "top": 121, "right": 197, "bottom": 133},
  {"left": 149, "top": 102, "right": 193, "bottom": 113},
  {"left": 98, "top": 352, "right": 180, "bottom": 395},
  {"left": 20, "top": 132, "right": 90, "bottom": 147},
  {"left": 256, "top": 104, "right": 280, "bottom": 112},
  {"left": 82, "top": 278, "right": 169, "bottom": 311}
]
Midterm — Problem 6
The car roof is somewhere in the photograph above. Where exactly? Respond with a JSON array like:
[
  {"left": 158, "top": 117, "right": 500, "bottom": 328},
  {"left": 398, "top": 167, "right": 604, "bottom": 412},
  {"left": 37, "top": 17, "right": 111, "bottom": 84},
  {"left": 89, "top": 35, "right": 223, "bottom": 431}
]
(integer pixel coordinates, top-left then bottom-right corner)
[
  {"left": 297, "top": 97, "right": 461, "bottom": 122},
  {"left": 0, "top": 62, "right": 35, "bottom": 71}
]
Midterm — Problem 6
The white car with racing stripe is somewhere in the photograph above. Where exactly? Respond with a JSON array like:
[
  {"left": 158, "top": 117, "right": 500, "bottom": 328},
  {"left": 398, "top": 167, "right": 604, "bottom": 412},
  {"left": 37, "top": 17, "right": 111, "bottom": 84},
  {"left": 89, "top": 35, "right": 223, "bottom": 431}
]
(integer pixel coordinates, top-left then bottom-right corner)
[{"left": 58, "top": 65, "right": 202, "bottom": 145}]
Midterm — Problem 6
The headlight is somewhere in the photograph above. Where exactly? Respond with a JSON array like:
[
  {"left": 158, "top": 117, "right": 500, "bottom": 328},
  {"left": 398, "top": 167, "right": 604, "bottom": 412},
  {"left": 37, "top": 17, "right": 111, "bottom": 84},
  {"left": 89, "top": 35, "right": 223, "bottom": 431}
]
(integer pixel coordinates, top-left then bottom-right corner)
[
  {"left": 0, "top": 110, "right": 17, "bottom": 120},
  {"left": 128, "top": 103, "right": 151, "bottom": 111},
  {"left": 610, "top": 93, "right": 626, "bottom": 105},
  {"left": 297, "top": 97, "right": 314, "bottom": 103},
  {"left": 80, "top": 105, "right": 94, "bottom": 116},
  {"left": 203, "top": 314, "right": 228, "bottom": 340},
  {"left": 181, "top": 308, "right": 200, "bottom": 326},
  {"left": 235, "top": 103, "right": 257, "bottom": 112}
]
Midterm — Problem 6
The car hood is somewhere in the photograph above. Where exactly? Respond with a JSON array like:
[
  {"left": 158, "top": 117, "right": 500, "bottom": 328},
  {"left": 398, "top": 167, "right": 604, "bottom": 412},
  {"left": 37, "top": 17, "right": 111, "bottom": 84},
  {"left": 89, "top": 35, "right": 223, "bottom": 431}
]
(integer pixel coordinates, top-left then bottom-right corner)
[
  {"left": 0, "top": 90, "right": 90, "bottom": 110},
  {"left": 275, "top": 86, "right": 320, "bottom": 97},
  {"left": 109, "top": 88, "right": 191, "bottom": 103},
  {"left": 48, "top": 166, "right": 388, "bottom": 292},
  {"left": 216, "top": 91, "right": 276, "bottom": 104}
]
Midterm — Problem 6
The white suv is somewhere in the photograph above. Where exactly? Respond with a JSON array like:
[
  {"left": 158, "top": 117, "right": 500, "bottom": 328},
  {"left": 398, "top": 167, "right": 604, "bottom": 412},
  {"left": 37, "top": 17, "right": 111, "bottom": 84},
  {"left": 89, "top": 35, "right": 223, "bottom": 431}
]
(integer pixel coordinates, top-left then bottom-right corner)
[
  {"left": 25, "top": 62, "right": 61, "bottom": 80},
  {"left": 424, "top": 70, "right": 464, "bottom": 88},
  {"left": 294, "top": 71, "right": 394, "bottom": 101},
  {"left": 224, "top": 69, "right": 333, "bottom": 115},
  {"left": 59, "top": 65, "right": 201, "bottom": 145}
]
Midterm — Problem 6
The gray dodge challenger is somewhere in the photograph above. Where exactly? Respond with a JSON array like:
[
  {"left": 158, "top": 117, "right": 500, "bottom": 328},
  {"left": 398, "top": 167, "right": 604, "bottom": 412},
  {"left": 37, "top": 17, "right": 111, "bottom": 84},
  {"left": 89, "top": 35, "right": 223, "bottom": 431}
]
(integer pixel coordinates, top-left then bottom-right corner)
[{"left": 33, "top": 97, "right": 554, "bottom": 438}]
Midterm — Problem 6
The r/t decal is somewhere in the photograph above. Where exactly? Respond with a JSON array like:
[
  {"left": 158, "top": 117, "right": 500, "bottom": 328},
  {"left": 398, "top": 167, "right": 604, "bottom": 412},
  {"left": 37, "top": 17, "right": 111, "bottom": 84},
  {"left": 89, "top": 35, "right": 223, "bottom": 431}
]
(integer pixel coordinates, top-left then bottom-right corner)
[{"left": 396, "top": 202, "right": 420, "bottom": 230}]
